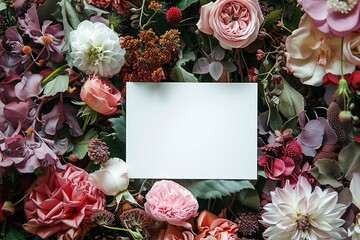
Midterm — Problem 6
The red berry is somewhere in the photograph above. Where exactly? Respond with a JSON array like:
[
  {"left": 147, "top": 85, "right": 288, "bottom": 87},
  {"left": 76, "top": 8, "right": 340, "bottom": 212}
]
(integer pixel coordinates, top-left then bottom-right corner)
[{"left": 166, "top": 7, "right": 182, "bottom": 25}]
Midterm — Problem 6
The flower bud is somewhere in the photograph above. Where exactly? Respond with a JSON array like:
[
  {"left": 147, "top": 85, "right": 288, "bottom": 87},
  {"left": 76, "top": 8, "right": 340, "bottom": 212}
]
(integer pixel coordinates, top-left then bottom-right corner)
[{"left": 339, "top": 110, "right": 353, "bottom": 123}]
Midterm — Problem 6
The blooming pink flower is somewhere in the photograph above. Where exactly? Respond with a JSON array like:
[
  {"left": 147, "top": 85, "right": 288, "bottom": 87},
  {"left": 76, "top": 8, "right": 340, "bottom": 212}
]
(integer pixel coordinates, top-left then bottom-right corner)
[
  {"left": 196, "top": 0, "right": 263, "bottom": 49},
  {"left": 144, "top": 180, "right": 199, "bottom": 230},
  {"left": 195, "top": 210, "right": 239, "bottom": 240},
  {"left": 155, "top": 225, "right": 195, "bottom": 240},
  {"left": 80, "top": 75, "right": 122, "bottom": 115},
  {"left": 86, "top": 0, "right": 111, "bottom": 8},
  {"left": 285, "top": 14, "right": 355, "bottom": 86},
  {"left": 284, "top": 140, "right": 302, "bottom": 161},
  {"left": 298, "top": 0, "right": 360, "bottom": 36},
  {"left": 23, "top": 164, "right": 105, "bottom": 239}
]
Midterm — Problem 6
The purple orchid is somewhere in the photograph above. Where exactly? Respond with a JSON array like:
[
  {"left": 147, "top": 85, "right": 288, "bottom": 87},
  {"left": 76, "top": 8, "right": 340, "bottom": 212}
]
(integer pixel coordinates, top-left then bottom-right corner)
[
  {"left": 18, "top": 4, "right": 65, "bottom": 63},
  {"left": 193, "top": 46, "right": 237, "bottom": 81}
]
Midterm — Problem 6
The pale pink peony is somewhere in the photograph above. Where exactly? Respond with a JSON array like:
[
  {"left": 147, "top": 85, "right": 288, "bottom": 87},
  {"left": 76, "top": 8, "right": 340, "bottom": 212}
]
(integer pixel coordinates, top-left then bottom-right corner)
[
  {"left": 80, "top": 75, "right": 122, "bottom": 115},
  {"left": 23, "top": 164, "right": 106, "bottom": 239},
  {"left": 298, "top": 0, "right": 360, "bottom": 36},
  {"left": 196, "top": 0, "right": 263, "bottom": 50},
  {"left": 144, "top": 180, "right": 199, "bottom": 230},
  {"left": 195, "top": 210, "right": 239, "bottom": 240},
  {"left": 285, "top": 14, "right": 355, "bottom": 86}
]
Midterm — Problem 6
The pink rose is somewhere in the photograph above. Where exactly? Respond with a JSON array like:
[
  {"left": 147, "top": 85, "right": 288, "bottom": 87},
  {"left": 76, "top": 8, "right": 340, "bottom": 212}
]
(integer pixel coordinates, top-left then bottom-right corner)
[
  {"left": 23, "top": 164, "right": 106, "bottom": 239},
  {"left": 145, "top": 180, "right": 199, "bottom": 230},
  {"left": 196, "top": 0, "right": 264, "bottom": 49},
  {"left": 195, "top": 210, "right": 239, "bottom": 240},
  {"left": 80, "top": 75, "right": 122, "bottom": 115}
]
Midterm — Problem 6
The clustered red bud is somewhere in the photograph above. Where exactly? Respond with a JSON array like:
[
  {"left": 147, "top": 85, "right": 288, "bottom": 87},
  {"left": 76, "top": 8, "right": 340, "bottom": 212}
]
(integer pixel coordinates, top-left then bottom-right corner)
[{"left": 166, "top": 7, "right": 182, "bottom": 25}]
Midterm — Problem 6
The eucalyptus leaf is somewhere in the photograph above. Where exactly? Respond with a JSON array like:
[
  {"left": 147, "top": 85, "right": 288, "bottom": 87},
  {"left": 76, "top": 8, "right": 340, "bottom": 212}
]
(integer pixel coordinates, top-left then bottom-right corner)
[
  {"left": 176, "top": 0, "right": 198, "bottom": 10},
  {"left": 281, "top": 115, "right": 300, "bottom": 136},
  {"left": 72, "top": 128, "right": 98, "bottom": 159},
  {"left": 43, "top": 75, "right": 69, "bottom": 96},
  {"left": 262, "top": 9, "right": 283, "bottom": 28},
  {"left": 339, "top": 141, "right": 360, "bottom": 181},
  {"left": 277, "top": 79, "right": 304, "bottom": 119},
  {"left": 309, "top": 159, "right": 342, "bottom": 188},
  {"left": 109, "top": 117, "right": 126, "bottom": 142},
  {"left": 171, "top": 51, "right": 198, "bottom": 82},
  {"left": 177, "top": 180, "right": 254, "bottom": 199},
  {"left": 269, "top": 107, "right": 282, "bottom": 132}
]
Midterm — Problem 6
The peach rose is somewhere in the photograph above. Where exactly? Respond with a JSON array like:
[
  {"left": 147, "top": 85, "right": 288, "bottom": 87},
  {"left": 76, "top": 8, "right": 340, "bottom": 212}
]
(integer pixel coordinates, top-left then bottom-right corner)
[
  {"left": 23, "top": 164, "right": 105, "bottom": 239},
  {"left": 195, "top": 210, "right": 239, "bottom": 240},
  {"left": 145, "top": 180, "right": 199, "bottom": 230},
  {"left": 154, "top": 225, "right": 195, "bottom": 240},
  {"left": 80, "top": 75, "right": 122, "bottom": 115},
  {"left": 196, "top": 0, "right": 263, "bottom": 50}
]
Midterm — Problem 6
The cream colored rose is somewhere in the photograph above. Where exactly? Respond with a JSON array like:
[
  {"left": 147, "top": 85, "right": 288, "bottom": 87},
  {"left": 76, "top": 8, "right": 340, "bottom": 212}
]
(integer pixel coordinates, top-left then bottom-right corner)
[{"left": 88, "top": 158, "right": 129, "bottom": 196}]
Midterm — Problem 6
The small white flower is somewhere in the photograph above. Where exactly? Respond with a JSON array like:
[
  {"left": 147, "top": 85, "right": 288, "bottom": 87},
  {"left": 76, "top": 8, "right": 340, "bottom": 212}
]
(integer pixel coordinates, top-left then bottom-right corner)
[
  {"left": 260, "top": 176, "right": 347, "bottom": 240},
  {"left": 69, "top": 20, "right": 126, "bottom": 77}
]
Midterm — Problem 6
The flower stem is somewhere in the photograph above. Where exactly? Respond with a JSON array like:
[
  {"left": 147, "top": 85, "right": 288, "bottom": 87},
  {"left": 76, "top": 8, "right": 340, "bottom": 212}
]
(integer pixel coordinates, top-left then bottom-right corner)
[
  {"left": 139, "top": 0, "right": 146, "bottom": 30},
  {"left": 12, "top": 177, "right": 38, "bottom": 207},
  {"left": 101, "top": 224, "right": 144, "bottom": 240},
  {"left": 41, "top": 64, "right": 68, "bottom": 86},
  {"left": 340, "top": 37, "right": 344, "bottom": 79},
  {"left": 20, "top": 46, "right": 46, "bottom": 77}
]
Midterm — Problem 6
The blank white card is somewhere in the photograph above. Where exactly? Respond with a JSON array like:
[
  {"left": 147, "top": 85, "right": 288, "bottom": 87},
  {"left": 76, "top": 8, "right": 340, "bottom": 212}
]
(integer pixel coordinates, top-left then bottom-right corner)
[{"left": 126, "top": 82, "right": 257, "bottom": 179}]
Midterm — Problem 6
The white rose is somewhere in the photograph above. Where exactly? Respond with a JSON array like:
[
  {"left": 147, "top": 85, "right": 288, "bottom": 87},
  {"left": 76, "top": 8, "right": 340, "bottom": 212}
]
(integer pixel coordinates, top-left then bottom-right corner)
[{"left": 88, "top": 158, "right": 129, "bottom": 196}]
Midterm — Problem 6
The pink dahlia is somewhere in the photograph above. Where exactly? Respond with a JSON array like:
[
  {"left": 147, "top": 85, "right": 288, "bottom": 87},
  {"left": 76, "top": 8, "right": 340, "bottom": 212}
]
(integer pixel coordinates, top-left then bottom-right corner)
[
  {"left": 23, "top": 164, "right": 106, "bottom": 239},
  {"left": 298, "top": 0, "right": 360, "bottom": 36},
  {"left": 144, "top": 180, "right": 199, "bottom": 230}
]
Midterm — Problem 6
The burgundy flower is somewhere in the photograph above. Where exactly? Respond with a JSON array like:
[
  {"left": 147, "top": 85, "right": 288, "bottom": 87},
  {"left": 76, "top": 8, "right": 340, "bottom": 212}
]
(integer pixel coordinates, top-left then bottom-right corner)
[
  {"left": 284, "top": 140, "right": 302, "bottom": 161},
  {"left": 258, "top": 155, "right": 297, "bottom": 185}
]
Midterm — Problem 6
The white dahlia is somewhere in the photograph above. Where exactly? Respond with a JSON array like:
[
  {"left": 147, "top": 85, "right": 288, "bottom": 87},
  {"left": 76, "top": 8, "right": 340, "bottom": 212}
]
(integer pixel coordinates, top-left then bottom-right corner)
[
  {"left": 349, "top": 173, "right": 360, "bottom": 240},
  {"left": 260, "top": 177, "right": 347, "bottom": 240},
  {"left": 69, "top": 20, "right": 125, "bottom": 77}
]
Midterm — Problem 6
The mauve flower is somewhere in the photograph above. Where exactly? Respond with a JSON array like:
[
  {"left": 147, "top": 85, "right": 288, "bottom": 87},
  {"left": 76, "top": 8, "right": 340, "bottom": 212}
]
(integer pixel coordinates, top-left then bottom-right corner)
[
  {"left": 196, "top": 0, "right": 263, "bottom": 49},
  {"left": 80, "top": 75, "right": 122, "bottom": 115},
  {"left": 144, "top": 180, "right": 199, "bottom": 230},
  {"left": 69, "top": 20, "right": 125, "bottom": 77},
  {"left": 23, "top": 164, "right": 106, "bottom": 239},
  {"left": 195, "top": 210, "right": 239, "bottom": 240},
  {"left": 298, "top": 0, "right": 360, "bottom": 36},
  {"left": 260, "top": 177, "right": 348, "bottom": 240},
  {"left": 285, "top": 14, "right": 355, "bottom": 86},
  {"left": 88, "top": 158, "right": 129, "bottom": 196}
]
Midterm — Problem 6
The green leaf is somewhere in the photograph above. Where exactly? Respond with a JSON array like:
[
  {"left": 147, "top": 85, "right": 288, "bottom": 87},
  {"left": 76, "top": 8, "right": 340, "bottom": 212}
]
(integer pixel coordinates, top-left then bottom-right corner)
[
  {"left": 177, "top": 180, "right": 254, "bottom": 199},
  {"left": 309, "top": 159, "right": 343, "bottom": 188},
  {"left": 277, "top": 79, "right": 304, "bottom": 119},
  {"left": 171, "top": 51, "right": 198, "bottom": 82},
  {"left": 339, "top": 141, "right": 360, "bottom": 181},
  {"left": 109, "top": 117, "right": 126, "bottom": 142},
  {"left": 83, "top": 0, "right": 109, "bottom": 16},
  {"left": 4, "top": 225, "right": 25, "bottom": 240},
  {"left": 236, "top": 188, "right": 260, "bottom": 211},
  {"left": 269, "top": 107, "right": 282, "bottom": 132},
  {"left": 262, "top": 9, "right": 283, "bottom": 28},
  {"left": 72, "top": 128, "right": 98, "bottom": 159},
  {"left": 64, "top": 0, "right": 81, "bottom": 28},
  {"left": 99, "top": 131, "right": 126, "bottom": 160},
  {"left": 43, "top": 75, "right": 69, "bottom": 96},
  {"left": 176, "top": 0, "right": 198, "bottom": 10},
  {"left": 0, "top": 1, "right": 7, "bottom": 11}
]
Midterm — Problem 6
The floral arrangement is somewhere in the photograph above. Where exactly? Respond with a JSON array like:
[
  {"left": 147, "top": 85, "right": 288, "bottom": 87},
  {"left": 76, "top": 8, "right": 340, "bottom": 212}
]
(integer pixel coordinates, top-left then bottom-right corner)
[{"left": 0, "top": 0, "right": 360, "bottom": 239}]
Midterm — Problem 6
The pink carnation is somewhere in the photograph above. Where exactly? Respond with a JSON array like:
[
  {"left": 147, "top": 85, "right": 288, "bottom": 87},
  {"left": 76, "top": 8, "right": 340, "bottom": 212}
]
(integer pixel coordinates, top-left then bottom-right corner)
[
  {"left": 23, "top": 164, "right": 105, "bottom": 239},
  {"left": 144, "top": 180, "right": 199, "bottom": 230},
  {"left": 196, "top": 210, "right": 239, "bottom": 240},
  {"left": 298, "top": 0, "right": 360, "bottom": 36}
]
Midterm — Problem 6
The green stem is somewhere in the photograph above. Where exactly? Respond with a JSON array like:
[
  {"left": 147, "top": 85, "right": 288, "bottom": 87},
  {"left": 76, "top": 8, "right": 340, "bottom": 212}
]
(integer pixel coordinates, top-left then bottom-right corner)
[
  {"left": 101, "top": 225, "right": 143, "bottom": 239},
  {"left": 12, "top": 177, "right": 38, "bottom": 207},
  {"left": 340, "top": 37, "right": 344, "bottom": 79},
  {"left": 142, "top": 11, "right": 158, "bottom": 30},
  {"left": 41, "top": 64, "right": 68, "bottom": 86},
  {"left": 139, "top": 0, "right": 146, "bottom": 30}
]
